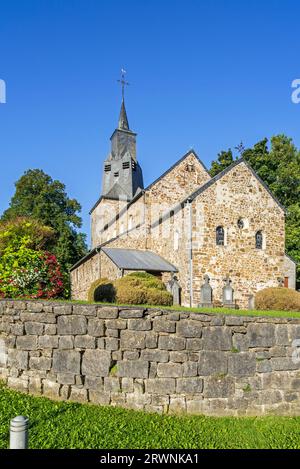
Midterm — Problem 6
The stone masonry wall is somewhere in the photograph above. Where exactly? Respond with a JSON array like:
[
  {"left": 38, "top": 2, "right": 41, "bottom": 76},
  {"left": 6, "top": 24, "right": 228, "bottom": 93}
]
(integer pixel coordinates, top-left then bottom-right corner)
[{"left": 1, "top": 300, "right": 300, "bottom": 416}]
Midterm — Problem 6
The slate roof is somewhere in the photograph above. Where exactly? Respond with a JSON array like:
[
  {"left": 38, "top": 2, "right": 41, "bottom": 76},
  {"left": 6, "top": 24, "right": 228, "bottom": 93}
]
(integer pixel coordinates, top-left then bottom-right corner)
[{"left": 102, "top": 247, "right": 178, "bottom": 272}]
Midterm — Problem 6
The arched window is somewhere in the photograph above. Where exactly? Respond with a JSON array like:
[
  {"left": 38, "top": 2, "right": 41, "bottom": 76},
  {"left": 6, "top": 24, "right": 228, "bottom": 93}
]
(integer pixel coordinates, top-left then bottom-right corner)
[
  {"left": 174, "top": 230, "right": 179, "bottom": 251},
  {"left": 216, "top": 226, "right": 225, "bottom": 246},
  {"left": 255, "top": 230, "right": 263, "bottom": 249},
  {"left": 128, "top": 215, "right": 133, "bottom": 230}
]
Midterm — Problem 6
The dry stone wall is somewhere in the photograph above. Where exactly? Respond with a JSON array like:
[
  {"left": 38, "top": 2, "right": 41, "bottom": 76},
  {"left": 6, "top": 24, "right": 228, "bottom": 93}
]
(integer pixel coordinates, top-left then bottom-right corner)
[{"left": 1, "top": 300, "right": 300, "bottom": 416}]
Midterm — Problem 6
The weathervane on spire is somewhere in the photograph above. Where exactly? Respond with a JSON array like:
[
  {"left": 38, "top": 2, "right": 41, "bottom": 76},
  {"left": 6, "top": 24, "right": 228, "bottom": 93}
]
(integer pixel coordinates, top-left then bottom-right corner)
[{"left": 117, "top": 68, "right": 130, "bottom": 100}]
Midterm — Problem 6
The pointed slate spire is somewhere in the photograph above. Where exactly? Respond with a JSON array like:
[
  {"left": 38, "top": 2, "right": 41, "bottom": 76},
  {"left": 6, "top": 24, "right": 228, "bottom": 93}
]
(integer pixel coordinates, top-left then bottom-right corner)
[{"left": 118, "top": 98, "right": 130, "bottom": 130}]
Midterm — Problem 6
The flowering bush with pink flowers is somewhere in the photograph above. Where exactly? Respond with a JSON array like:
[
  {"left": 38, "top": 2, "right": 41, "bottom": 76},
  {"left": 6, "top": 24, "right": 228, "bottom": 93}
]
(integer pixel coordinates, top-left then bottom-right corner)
[{"left": 0, "top": 219, "right": 64, "bottom": 299}]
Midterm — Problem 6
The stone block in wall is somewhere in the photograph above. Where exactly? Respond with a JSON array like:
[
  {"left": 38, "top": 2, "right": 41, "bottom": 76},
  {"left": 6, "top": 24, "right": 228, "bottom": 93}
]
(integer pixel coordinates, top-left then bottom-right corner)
[
  {"left": 199, "top": 351, "right": 228, "bottom": 376},
  {"left": 232, "top": 333, "right": 249, "bottom": 352},
  {"left": 120, "top": 330, "right": 145, "bottom": 349},
  {"left": 106, "top": 329, "right": 119, "bottom": 338},
  {"left": 225, "top": 316, "right": 245, "bottom": 326},
  {"left": 7, "top": 376, "right": 29, "bottom": 393},
  {"left": 274, "top": 325, "right": 290, "bottom": 346},
  {"left": 228, "top": 352, "right": 256, "bottom": 377},
  {"left": 247, "top": 323, "right": 276, "bottom": 348},
  {"left": 42, "top": 379, "right": 61, "bottom": 399},
  {"left": 70, "top": 387, "right": 88, "bottom": 402},
  {"left": 84, "top": 376, "right": 103, "bottom": 391},
  {"left": 29, "top": 376, "right": 42, "bottom": 394},
  {"left": 177, "top": 320, "right": 202, "bottom": 338},
  {"left": 104, "top": 377, "right": 121, "bottom": 392},
  {"left": 169, "top": 397, "right": 186, "bottom": 414},
  {"left": 20, "top": 313, "right": 56, "bottom": 324},
  {"left": 59, "top": 336, "right": 74, "bottom": 349},
  {"left": 16, "top": 335, "right": 38, "bottom": 350},
  {"left": 53, "top": 305, "right": 73, "bottom": 315},
  {"left": 105, "top": 319, "right": 127, "bottom": 330},
  {"left": 53, "top": 350, "right": 81, "bottom": 374},
  {"left": 256, "top": 360, "right": 272, "bottom": 373},
  {"left": 73, "top": 305, "right": 96, "bottom": 316},
  {"left": 121, "top": 377, "right": 134, "bottom": 393},
  {"left": 153, "top": 318, "right": 176, "bottom": 333},
  {"left": 57, "top": 316, "right": 87, "bottom": 335},
  {"left": 119, "top": 309, "right": 144, "bottom": 319},
  {"left": 89, "top": 390, "right": 111, "bottom": 405},
  {"left": 24, "top": 322, "right": 44, "bottom": 335},
  {"left": 169, "top": 352, "right": 188, "bottom": 362},
  {"left": 57, "top": 373, "right": 75, "bottom": 385},
  {"left": 141, "top": 349, "right": 169, "bottom": 363},
  {"left": 29, "top": 356, "right": 52, "bottom": 371},
  {"left": 123, "top": 351, "right": 139, "bottom": 360},
  {"left": 38, "top": 335, "right": 59, "bottom": 349},
  {"left": 202, "top": 327, "right": 232, "bottom": 351},
  {"left": 87, "top": 318, "right": 104, "bottom": 337},
  {"left": 145, "top": 378, "right": 176, "bottom": 394},
  {"left": 105, "top": 338, "right": 119, "bottom": 351},
  {"left": 203, "top": 376, "right": 235, "bottom": 398},
  {"left": 288, "top": 325, "right": 300, "bottom": 341},
  {"left": 145, "top": 333, "right": 158, "bottom": 349},
  {"left": 128, "top": 319, "right": 151, "bottom": 331},
  {"left": 270, "top": 357, "right": 299, "bottom": 371},
  {"left": 60, "top": 385, "right": 71, "bottom": 400},
  {"left": 157, "top": 363, "right": 183, "bottom": 378},
  {"left": 176, "top": 377, "right": 203, "bottom": 394},
  {"left": 186, "top": 338, "right": 202, "bottom": 351},
  {"left": 183, "top": 361, "right": 198, "bottom": 377},
  {"left": 44, "top": 324, "right": 57, "bottom": 335},
  {"left": 81, "top": 349, "right": 112, "bottom": 377},
  {"left": 118, "top": 360, "right": 149, "bottom": 379},
  {"left": 74, "top": 335, "right": 96, "bottom": 349},
  {"left": 97, "top": 307, "right": 118, "bottom": 319},
  {"left": 7, "top": 350, "right": 28, "bottom": 370},
  {"left": 10, "top": 323, "right": 24, "bottom": 335},
  {"left": 27, "top": 302, "right": 44, "bottom": 313},
  {"left": 158, "top": 335, "right": 185, "bottom": 351}
]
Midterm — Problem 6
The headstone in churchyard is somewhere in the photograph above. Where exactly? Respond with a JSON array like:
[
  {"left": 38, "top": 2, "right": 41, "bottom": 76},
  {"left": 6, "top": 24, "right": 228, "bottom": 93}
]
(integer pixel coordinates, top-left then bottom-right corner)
[
  {"left": 199, "top": 274, "right": 213, "bottom": 307},
  {"left": 248, "top": 294, "right": 255, "bottom": 310},
  {"left": 171, "top": 275, "right": 181, "bottom": 305},
  {"left": 222, "top": 275, "right": 235, "bottom": 308}
]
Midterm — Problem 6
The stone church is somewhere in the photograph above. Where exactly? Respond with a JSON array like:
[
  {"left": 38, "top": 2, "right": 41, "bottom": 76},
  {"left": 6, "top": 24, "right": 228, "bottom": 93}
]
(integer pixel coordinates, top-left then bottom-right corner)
[{"left": 70, "top": 96, "right": 296, "bottom": 309}]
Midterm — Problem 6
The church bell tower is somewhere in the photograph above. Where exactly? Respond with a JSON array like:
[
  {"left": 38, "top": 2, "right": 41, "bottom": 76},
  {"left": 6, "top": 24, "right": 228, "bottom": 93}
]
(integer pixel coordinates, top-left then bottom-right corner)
[{"left": 101, "top": 71, "right": 144, "bottom": 200}]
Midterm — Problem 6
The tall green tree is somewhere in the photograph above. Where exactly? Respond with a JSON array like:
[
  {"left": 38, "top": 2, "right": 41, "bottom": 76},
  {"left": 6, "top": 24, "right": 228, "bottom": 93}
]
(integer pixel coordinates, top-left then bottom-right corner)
[
  {"left": 1, "top": 169, "right": 87, "bottom": 271},
  {"left": 210, "top": 149, "right": 235, "bottom": 177},
  {"left": 209, "top": 135, "right": 300, "bottom": 286}
]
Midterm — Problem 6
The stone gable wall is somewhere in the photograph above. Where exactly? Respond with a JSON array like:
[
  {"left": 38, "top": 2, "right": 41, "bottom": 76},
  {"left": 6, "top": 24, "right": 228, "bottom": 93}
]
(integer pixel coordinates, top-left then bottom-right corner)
[{"left": 1, "top": 300, "right": 300, "bottom": 416}]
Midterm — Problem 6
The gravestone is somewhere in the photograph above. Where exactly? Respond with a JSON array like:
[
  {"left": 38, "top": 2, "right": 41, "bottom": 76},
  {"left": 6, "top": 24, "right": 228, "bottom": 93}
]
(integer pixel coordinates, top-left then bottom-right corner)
[
  {"left": 222, "top": 276, "right": 235, "bottom": 308},
  {"left": 199, "top": 275, "right": 213, "bottom": 307},
  {"left": 167, "top": 275, "right": 181, "bottom": 306}
]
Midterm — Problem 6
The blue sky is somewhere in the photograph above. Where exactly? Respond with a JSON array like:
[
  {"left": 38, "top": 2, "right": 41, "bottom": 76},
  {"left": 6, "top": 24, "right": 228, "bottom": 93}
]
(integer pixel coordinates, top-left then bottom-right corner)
[{"left": 1, "top": 0, "right": 299, "bottom": 246}]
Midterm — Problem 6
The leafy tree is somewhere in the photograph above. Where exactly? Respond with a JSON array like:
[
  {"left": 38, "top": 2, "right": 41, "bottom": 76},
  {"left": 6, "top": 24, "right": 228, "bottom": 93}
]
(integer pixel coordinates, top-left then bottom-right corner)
[
  {"left": 209, "top": 135, "right": 300, "bottom": 286},
  {"left": 209, "top": 149, "right": 235, "bottom": 177},
  {"left": 0, "top": 217, "right": 55, "bottom": 254},
  {"left": 1, "top": 170, "right": 87, "bottom": 271}
]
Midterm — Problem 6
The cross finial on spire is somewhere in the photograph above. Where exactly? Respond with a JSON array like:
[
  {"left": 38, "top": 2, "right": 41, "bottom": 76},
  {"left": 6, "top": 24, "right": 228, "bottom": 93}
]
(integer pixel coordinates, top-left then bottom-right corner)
[{"left": 117, "top": 68, "right": 130, "bottom": 100}]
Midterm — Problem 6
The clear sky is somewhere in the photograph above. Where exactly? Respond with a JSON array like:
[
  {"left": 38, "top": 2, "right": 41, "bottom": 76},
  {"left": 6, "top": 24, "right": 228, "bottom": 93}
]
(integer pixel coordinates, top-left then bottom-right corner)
[{"left": 1, "top": 0, "right": 300, "bottom": 246}]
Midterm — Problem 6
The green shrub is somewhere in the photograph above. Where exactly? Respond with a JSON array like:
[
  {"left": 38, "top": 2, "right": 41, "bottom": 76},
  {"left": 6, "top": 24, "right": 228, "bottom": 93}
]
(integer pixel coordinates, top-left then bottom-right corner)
[
  {"left": 146, "top": 288, "right": 173, "bottom": 306},
  {"left": 88, "top": 272, "right": 173, "bottom": 306},
  {"left": 255, "top": 287, "right": 300, "bottom": 312},
  {"left": 87, "top": 278, "right": 116, "bottom": 303}
]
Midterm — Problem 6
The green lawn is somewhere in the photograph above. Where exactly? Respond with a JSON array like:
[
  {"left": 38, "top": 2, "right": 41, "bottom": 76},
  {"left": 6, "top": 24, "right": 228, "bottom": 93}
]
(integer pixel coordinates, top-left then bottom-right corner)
[{"left": 0, "top": 384, "right": 299, "bottom": 449}]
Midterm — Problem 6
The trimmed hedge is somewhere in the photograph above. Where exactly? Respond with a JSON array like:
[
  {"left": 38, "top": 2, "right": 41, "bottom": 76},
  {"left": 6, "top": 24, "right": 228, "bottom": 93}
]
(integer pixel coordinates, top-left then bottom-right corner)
[
  {"left": 255, "top": 287, "right": 300, "bottom": 312},
  {"left": 88, "top": 272, "right": 173, "bottom": 306},
  {"left": 87, "top": 278, "right": 116, "bottom": 303}
]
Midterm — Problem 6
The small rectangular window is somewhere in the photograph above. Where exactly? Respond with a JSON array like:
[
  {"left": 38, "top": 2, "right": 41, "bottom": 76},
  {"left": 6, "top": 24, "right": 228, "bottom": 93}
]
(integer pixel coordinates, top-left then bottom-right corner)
[
  {"left": 114, "top": 171, "right": 119, "bottom": 178},
  {"left": 122, "top": 161, "right": 130, "bottom": 169},
  {"left": 132, "top": 161, "right": 136, "bottom": 171},
  {"left": 104, "top": 164, "right": 111, "bottom": 172},
  {"left": 104, "top": 224, "right": 108, "bottom": 231}
]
